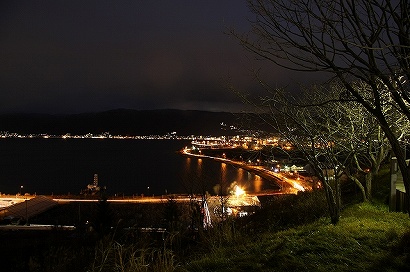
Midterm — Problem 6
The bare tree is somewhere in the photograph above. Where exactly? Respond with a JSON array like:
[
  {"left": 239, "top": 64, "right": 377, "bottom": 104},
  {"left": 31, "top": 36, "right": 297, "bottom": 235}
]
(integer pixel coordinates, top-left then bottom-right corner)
[
  {"left": 338, "top": 98, "right": 389, "bottom": 202},
  {"left": 253, "top": 87, "right": 344, "bottom": 224},
  {"left": 240, "top": 77, "right": 405, "bottom": 223},
  {"left": 333, "top": 80, "right": 409, "bottom": 201},
  {"left": 233, "top": 0, "right": 410, "bottom": 211}
]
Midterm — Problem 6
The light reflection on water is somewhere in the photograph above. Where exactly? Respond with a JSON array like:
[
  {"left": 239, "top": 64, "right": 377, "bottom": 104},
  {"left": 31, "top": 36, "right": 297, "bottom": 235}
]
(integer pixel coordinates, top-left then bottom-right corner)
[
  {"left": 254, "top": 175, "right": 262, "bottom": 193},
  {"left": 181, "top": 157, "right": 279, "bottom": 195}
]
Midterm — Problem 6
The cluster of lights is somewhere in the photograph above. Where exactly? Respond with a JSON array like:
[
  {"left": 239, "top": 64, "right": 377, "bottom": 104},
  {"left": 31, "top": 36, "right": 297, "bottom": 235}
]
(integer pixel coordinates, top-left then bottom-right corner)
[
  {"left": 191, "top": 135, "right": 293, "bottom": 150},
  {"left": 0, "top": 131, "right": 211, "bottom": 141},
  {"left": 0, "top": 131, "right": 297, "bottom": 153}
]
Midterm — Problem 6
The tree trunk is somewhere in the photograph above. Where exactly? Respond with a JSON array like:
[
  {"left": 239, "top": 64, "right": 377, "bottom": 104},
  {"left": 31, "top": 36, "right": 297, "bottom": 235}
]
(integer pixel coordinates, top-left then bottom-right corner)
[
  {"left": 365, "top": 172, "right": 373, "bottom": 202},
  {"left": 335, "top": 177, "right": 342, "bottom": 211},
  {"left": 351, "top": 176, "right": 367, "bottom": 202},
  {"left": 323, "top": 178, "right": 339, "bottom": 224}
]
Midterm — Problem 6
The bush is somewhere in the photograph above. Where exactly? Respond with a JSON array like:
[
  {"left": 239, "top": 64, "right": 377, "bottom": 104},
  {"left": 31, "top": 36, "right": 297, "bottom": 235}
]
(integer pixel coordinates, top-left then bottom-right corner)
[{"left": 238, "top": 190, "right": 329, "bottom": 233}]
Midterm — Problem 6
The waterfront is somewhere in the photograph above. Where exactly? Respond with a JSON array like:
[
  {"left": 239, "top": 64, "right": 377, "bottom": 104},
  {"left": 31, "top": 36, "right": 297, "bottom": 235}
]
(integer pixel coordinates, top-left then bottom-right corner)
[{"left": 0, "top": 138, "right": 279, "bottom": 196}]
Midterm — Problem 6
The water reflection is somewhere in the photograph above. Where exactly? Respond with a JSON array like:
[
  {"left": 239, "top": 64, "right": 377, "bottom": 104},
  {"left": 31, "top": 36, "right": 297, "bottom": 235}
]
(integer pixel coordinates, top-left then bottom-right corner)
[
  {"left": 220, "top": 163, "right": 227, "bottom": 185},
  {"left": 196, "top": 158, "right": 202, "bottom": 177},
  {"left": 237, "top": 168, "right": 244, "bottom": 184},
  {"left": 254, "top": 175, "right": 262, "bottom": 193},
  {"left": 182, "top": 157, "right": 279, "bottom": 195},
  {"left": 184, "top": 157, "right": 191, "bottom": 172}
]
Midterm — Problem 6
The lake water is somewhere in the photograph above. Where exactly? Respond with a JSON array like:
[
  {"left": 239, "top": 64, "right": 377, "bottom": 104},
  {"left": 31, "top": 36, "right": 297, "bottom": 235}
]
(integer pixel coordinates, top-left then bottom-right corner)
[{"left": 0, "top": 139, "right": 279, "bottom": 196}]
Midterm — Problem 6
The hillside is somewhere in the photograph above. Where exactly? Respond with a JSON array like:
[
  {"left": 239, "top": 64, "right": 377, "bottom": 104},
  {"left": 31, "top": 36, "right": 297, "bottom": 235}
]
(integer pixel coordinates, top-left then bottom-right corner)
[{"left": 181, "top": 202, "right": 410, "bottom": 271}]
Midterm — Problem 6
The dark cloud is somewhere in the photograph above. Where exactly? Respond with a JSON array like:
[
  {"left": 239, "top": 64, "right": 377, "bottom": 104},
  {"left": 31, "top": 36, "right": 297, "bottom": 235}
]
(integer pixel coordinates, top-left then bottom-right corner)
[{"left": 0, "top": 0, "right": 319, "bottom": 114}]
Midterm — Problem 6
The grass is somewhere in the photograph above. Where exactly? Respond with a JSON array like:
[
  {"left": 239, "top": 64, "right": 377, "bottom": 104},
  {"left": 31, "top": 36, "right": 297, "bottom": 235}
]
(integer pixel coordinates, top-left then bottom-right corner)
[
  {"left": 88, "top": 240, "right": 179, "bottom": 272},
  {"left": 180, "top": 203, "right": 410, "bottom": 271}
]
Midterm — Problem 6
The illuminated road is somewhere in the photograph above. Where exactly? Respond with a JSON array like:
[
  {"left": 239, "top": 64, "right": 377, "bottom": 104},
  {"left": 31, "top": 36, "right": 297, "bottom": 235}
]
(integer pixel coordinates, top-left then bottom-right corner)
[
  {"left": 52, "top": 196, "right": 194, "bottom": 204},
  {"left": 180, "top": 148, "right": 312, "bottom": 194}
]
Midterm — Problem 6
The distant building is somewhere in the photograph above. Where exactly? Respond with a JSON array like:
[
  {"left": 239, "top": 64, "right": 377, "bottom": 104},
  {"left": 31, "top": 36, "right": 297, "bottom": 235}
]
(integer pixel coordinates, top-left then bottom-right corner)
[{"left": 81, "top": 174, "right": 101, "bottom": 195}]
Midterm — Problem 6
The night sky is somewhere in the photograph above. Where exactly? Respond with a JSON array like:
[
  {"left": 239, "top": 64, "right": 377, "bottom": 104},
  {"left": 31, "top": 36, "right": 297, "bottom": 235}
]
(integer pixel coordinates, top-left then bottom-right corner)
[{"left": 1, "top": 1, "right": 315, "bottom": 114}]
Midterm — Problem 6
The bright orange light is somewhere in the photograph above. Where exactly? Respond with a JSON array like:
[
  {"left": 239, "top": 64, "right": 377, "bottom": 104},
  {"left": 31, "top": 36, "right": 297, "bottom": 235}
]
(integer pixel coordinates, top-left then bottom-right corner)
[{"left": 234, "top": 185, "right": 245, "bottom": 197}]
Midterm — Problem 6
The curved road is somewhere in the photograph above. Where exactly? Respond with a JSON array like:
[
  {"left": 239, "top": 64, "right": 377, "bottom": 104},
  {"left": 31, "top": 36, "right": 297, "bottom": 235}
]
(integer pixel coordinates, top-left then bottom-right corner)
[{"left": 180, "top": 148, "right": 311, "bottom": 194}]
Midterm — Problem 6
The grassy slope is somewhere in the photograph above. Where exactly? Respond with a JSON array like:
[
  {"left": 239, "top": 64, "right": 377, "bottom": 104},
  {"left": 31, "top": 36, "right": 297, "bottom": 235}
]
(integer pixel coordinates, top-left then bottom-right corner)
[
  {"left": 180, "top": 163, "right": 410, "bottom": 271},
  {"left": 181, "top": 203, "right": 410, "bottom": 272}
]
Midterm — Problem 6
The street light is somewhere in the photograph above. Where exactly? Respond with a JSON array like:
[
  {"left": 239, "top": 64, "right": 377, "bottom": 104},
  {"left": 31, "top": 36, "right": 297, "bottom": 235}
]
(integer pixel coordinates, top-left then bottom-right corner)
[{"left": 20, "top": 185, "right": 23, "bottom": 196}]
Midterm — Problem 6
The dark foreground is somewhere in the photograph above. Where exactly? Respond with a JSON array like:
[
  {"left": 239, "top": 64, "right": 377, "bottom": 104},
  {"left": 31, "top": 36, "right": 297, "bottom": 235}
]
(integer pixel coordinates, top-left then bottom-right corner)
[
  {"left": 0, "top": 201, "right": 190, "bottom": 271},
  {"left": 3, "top": 184, "right": 408, "bottom": 272}
]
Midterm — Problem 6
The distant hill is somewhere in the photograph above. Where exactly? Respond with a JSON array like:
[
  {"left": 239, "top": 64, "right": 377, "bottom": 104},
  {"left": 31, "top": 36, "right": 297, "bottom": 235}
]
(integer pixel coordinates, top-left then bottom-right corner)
[{"left": 0, "top": 109, "right": 274, "bottom": 136}]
